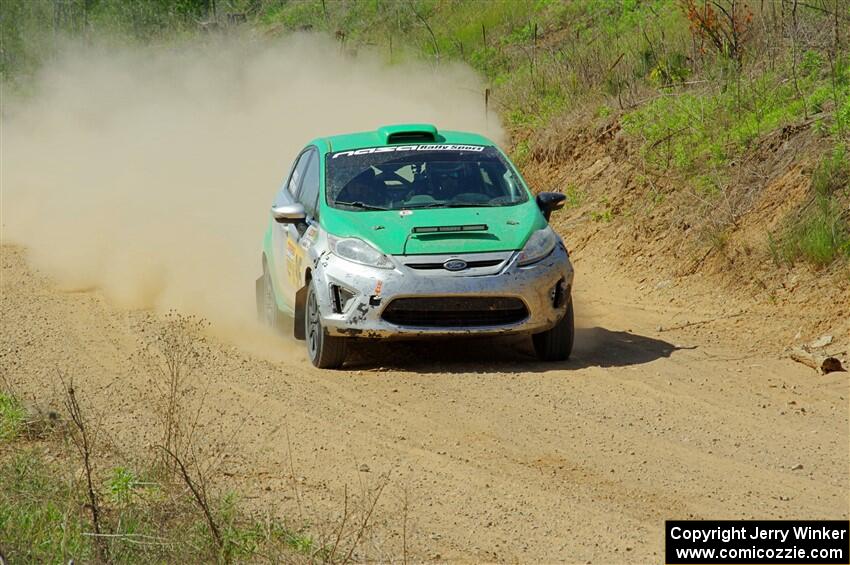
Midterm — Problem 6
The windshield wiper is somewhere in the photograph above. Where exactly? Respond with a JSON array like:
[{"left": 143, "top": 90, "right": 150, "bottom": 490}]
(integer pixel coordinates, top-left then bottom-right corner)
[
  {"left": 402, "top": 202, "right": 448, "bottom": 209},
  {"left": 334, "top": 201, "right": 389, "bottom": 211}
]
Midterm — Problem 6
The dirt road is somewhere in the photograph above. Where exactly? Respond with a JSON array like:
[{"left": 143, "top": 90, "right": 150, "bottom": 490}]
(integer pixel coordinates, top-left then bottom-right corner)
[{"left": 2, "top": 243, "right": 848, "bottom": 563}]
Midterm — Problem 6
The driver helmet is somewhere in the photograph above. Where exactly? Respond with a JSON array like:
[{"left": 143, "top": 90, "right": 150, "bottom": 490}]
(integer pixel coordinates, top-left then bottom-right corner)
[{"left": 428, "top": 161, "right": 466, "bottom": 198}]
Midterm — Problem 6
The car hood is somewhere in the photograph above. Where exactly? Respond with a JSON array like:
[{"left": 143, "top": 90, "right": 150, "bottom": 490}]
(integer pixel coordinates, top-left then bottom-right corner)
[{"left": 321, "top": 200, "right": 547, "bottom": 256}]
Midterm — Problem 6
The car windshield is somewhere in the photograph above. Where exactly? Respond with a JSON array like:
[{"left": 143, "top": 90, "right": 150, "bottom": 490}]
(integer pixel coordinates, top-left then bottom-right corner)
[{"left": 325, "top": 145, "right": 529, "bottom": 211}]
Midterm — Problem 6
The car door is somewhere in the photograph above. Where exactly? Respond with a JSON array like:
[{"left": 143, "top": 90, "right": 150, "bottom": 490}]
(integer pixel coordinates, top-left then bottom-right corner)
[{"left": 271, "top": 148, "right": 313, "bottom": 312}]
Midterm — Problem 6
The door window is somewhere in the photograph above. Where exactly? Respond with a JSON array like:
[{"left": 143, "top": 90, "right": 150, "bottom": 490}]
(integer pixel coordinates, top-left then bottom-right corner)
[
  {"left": 273, "top": 150, "right": 312, "bottom": 207},
  {"left": 297, "top": 150, "right": 321, "bottom": 219}
]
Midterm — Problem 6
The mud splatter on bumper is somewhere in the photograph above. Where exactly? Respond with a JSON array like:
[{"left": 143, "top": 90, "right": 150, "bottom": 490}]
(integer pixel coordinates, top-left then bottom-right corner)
[{"left": 313, "top": 245, "right": 573, "bottom": 339}]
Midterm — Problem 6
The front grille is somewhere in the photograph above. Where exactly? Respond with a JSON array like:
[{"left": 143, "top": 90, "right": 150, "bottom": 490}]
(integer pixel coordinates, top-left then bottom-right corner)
[
  {"left": 406, "top": 259, "right": 503, "bottom": 270},
  {"left": 381, "top": 297, "right": 528, "bottom": 327}
]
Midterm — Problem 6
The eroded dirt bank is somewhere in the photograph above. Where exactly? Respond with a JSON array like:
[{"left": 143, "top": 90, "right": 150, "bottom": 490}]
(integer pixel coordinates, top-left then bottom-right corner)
[{"left": 2, "top": 243, "right": 847, "bottom": 563}]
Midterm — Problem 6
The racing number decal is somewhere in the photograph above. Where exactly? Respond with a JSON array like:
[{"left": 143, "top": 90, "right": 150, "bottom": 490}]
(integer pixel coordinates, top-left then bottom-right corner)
[
  {"left": 287, "top": 226, "right": 316, "bottom": 288},
  {"left": 285, "top": 239, "right": 301, "bottom": 287}
]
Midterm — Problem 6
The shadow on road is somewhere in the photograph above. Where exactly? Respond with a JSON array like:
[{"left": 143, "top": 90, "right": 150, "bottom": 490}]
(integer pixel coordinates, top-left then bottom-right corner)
[
  {"left": 570, "top": 326, "right": 693, "bottom": 368},
  {"left": 344, "top": 326, "right": 691, "bottom": 373}
]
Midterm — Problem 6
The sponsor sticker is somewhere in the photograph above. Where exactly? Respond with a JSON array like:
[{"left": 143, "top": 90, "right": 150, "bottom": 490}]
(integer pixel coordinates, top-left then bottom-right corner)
[
  {"left": 301, "top": 225, "right": 318, "bottom": 249},
  {"left": 331, "top": 144, "right": 486, "bottom": 158}
]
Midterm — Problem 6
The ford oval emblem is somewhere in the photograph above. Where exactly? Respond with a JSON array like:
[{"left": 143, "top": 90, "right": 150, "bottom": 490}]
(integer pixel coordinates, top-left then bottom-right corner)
[{"left": 443, "top": 259, "right": 468, "bottom": 271}]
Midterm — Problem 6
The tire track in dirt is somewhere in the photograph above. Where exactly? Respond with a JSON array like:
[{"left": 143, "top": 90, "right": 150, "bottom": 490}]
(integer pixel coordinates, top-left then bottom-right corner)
[{"left": 2, "top": 244, "right": 847, "bottom": 563}]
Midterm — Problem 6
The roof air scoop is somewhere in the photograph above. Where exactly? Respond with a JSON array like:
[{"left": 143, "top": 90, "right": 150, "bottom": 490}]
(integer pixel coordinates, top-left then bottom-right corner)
[{"left": 378, "top": 124, "right": 439, "bottom": 144}]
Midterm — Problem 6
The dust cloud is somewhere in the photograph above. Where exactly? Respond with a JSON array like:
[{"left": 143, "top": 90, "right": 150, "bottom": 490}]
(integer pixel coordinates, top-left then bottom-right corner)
[{"left": 2, "top": 34, "right": 501, "bottom": 350}]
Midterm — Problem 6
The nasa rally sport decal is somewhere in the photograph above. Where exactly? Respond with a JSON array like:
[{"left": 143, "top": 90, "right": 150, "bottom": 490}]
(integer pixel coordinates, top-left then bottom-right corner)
[{"left": 331, "top": 144, "right": 486, "bottom": 158}]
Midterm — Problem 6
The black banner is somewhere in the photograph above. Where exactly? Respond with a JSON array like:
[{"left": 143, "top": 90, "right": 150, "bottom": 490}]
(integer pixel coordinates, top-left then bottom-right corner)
[{"left": 666, "top": 520, "right": 849, "bottom": 564}]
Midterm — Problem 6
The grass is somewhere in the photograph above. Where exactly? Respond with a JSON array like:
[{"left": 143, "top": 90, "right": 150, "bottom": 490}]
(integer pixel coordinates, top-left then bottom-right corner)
[
  {"left": 620, "top": 66, "right": 835, "bottom": 174},
  {"left": 563, "top": 183, "right": 585, "bottom": 208},
  {"left": 0, "top": 449, "right": 92, "bottom": 563},
  {"left": 0, "top": 405, "right": 323, "bottom": 563},
  {"left": 771, "top": 146, "right": 850, "bottom": 268},
  {"left": 248, "top": 0, "right": 689, "bottom": 129},
  {"left": 0, "top": 392, "right": 25, "bottom": 441}
]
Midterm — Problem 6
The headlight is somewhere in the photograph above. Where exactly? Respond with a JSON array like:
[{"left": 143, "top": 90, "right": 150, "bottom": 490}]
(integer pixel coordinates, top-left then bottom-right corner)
[
  {"left": 328, "top": 235, "right": 393, "bottom": 269},
  {"left": 517, "top": 226, "right": 557, "bottom": 266}
]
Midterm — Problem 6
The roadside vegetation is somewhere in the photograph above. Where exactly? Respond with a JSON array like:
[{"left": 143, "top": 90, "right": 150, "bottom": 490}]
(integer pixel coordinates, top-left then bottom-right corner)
[
  {"left": 770, "top": 145, "right": 850, "bottom": 267},
  {"left": 0, "top": 313, "right": 382, "bottom": 563},
  {"left": 0, "top": 403, "right": 323, "bottom": 563}
]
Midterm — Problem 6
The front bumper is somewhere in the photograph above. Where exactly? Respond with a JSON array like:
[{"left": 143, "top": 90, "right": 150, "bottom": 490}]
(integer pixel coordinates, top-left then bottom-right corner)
[{"left": 312, "top": 245, "right": 574, "bottom": 338}]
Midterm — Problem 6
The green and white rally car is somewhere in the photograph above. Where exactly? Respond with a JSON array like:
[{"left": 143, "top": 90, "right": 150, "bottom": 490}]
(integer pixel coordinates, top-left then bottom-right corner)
[{"left": 256, "top": 124, "right": 574, "bottom": 368}]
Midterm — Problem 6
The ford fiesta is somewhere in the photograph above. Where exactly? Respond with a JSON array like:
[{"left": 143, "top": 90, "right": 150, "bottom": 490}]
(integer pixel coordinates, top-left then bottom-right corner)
[{"left": 256, "top": 124, "right": 574, "bottom": 368}]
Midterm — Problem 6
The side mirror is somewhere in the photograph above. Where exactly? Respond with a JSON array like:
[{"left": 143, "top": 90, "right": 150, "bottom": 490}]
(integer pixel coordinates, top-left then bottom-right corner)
[
  {"left": 536, "top": 191, "right": 567, "bottom": 221},
  {"left": 271, "top": 203, "right": 306, "bottom": 224}
]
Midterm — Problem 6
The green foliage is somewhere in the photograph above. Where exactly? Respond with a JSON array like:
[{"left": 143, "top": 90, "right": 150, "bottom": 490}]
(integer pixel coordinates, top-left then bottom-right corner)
[
  {"left": 560, "top": 183, "right": 586, "bottom": 209},
  {"left": 215, "top": 490, "right": 325, "bottom": 561},
  {"left": 253, "top": 0, "right": 686, "bottom": 127},
  {"left": 86, "top": 0, "right": 210, "bottom": 39},
  {"left": 0, "top": 393, "right": 25, "bottom": 441},
  {"left": 0, "top": 450, "right": 91, "bottom": 563},
  {"left": 835, "top": 90, "right": 850, "bottom": 137},
  {"left": 592, "top": 209, "right": 614, "bottom": 222},
  {"left": 591, "top": 197, "right": 615, "bottom": 222},
  {"left": 0, "top": 445, "right": 323, "bottom": 563},
  {"left": 622, "top": 69, "right": 816, "bottom": 173},
  {"left": 772, "top": 196, "right": 850, "bottom": 267},
  {"left": 0, "top": 0, "right": 222, "bottom": 82},
  {"left": 107, "top": 466, "right": 142, "bottom": 506},
  {"left": 511, "top": 139, "right": 531, "bottom": 167},
  {"left": 0, "top": 0, "right": 54, "bottom": 80},
  {"left": 801, "top": 50, "right": 825, "bottom": 77},
  {"left": 771, "top": 147, "right": 850, "bottom": 268},
  {"left": 813, "top": 145, "right": 850, "bottom": 197},
  {"left": 648, "top": 52, "right": 690, "bottom": 87},
  {"left": 595, "top": 104, "right": 612, "bottom": 118},
  {"left": 622, "top": 93, "right": 713, "bottom": 171}
]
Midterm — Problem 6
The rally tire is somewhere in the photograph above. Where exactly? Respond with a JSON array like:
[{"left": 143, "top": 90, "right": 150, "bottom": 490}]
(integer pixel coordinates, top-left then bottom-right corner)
[
  {"left": 305, "top": 281, "right": 347, "bottom": 369},
  {"left": 532, "top": 296, "right": 574, "bottom": 362}
]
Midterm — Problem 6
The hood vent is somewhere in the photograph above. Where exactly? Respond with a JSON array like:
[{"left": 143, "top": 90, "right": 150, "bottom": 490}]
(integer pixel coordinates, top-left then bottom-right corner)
[{"left": 412, "top": 224, "right": 488, "bottom": 234}]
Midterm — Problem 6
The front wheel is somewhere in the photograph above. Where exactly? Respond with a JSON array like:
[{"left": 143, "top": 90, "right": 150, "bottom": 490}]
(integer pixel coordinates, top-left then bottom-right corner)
[
  {"left": 532, "top": 297, "right": 574, "bottom": 362},
  {"left": 305, "top": 282, "right": 348, "bottom": 369}
]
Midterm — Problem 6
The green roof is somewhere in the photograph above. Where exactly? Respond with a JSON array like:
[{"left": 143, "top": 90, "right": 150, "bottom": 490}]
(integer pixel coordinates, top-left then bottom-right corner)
[{"left": 312, "top": 124, "right": 496, "bottom": 153}]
